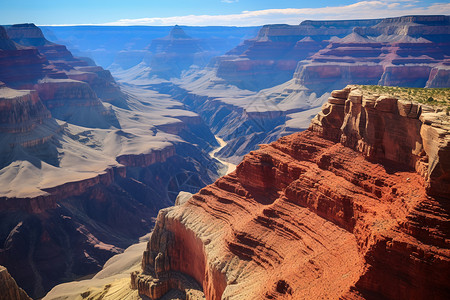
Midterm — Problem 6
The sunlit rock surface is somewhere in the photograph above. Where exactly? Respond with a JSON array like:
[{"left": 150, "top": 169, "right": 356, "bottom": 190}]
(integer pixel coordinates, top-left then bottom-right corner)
[{"left": 132, "top": 86, "right": 449, "bottom": 299}]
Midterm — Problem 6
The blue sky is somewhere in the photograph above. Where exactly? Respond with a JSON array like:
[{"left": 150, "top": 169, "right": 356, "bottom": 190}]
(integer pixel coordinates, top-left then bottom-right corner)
[{"left": 1, "top": 0, "right": 449, "bottom": 26}]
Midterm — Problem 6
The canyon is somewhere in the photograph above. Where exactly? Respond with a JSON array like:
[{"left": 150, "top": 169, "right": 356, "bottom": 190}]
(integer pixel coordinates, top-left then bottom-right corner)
[
  {"left": 0, "top": 14, "right": 448, "bottom": 300},
  {"left": 0, "top": 23, "right": 226, "bottom": 298},
  {"left": 129, "top": 86, "right": 449, "bottom": 299},
  {"left": 105, "top": 15, "right": 449, "bottom": 166}
]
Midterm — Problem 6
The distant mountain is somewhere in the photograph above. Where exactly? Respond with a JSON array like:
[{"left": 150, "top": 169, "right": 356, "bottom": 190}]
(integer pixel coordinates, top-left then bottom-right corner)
[
  {"left": 217, "top": 15, "right": 450, "bottom": 92},
  {"left": 42, "top": 25, "right": 259, "bottom": 69}
]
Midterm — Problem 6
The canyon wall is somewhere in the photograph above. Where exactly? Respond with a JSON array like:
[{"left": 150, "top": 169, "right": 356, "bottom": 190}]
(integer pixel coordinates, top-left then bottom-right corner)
[
  {"left": 216, "top": 20, "right": 377, "bottom": 91},
  {"left": 217, "top": 15, "right": 449, "bottom": 92},
  {"left": 142, "top": 26, "right": 206, "bottom": 79},
  {"left": 5, "top": 23, "right": 128, "bottom": 107},
  {"left": 0, "top": 266, "right": 31, "bottom": 300},
  {"left": 0, "top": 24, "right": 223, "bottom": 298},
  {"left": 128, "top": 15, "right": 449, "bottom": 168},
  {"left": 131, "top": 86, "right": 449, "bottom": 299}
]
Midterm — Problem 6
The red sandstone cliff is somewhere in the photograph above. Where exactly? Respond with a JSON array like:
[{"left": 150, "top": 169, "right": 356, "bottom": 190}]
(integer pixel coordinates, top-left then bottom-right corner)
[
  {"left": 132, "top": 86, "right": 449, "bottom": 299},
  {"left": 217, "top": 16, "right": 449, "bottom": 92},
  {"left": 4, "top": 23, "right": 127, "bottom": 107}
]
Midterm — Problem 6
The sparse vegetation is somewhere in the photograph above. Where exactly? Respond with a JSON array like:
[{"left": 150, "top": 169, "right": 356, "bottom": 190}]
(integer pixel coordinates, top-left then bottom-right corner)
[{"left": 357, "top": 85, "right": 450, "bottom": 110}]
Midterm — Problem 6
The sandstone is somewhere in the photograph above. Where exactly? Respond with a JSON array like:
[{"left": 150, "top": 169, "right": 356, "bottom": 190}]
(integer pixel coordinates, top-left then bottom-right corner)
[
  {"left": 131, "top": 86, "right": 450, "bottom": 299},
  {"left": 0, "top": 266, "right": 31, "bottom": 300},
  {"left": 330, "top": 87, "right": 351, "bottom": 99},
  {"left": 397, "top": 100, "right": 420, "bottom": 119},
  {"left": 314, "top": 86, "right": 450, "bottom": 198},
  {"left": 347, "top": 89, "right": 363, "bottom": 104},
  {"left": 5, "top": 23, "right": 128, "bottom": 107},
  {"left": 292, "top": 16, "right": 449, "bottom": 94},
  {"left": 218, "top": 15, "right": 449, "bottom": 93},
  {"left": 361, "top": 96, "right": 377, "bottom": 109},
  {"left": 216, "top": 19, "right": 382, "bottom": 90},
  {"left": 0, "top": 26, "right": 50, "bottom": 87},
  {"left": 0, "top": 86, "right": 51, "bottom": 134},
  {"left": 374, "top": 95, "right": 398, "bottom": 113},
  {"left": 327, "top": 96, "right": 346, "bottom": 105}
]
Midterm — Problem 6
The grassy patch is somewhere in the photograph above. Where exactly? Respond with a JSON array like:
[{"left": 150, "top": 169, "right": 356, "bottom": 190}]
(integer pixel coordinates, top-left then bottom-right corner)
[{"left": 357, "top": 85, "right": 450, "bottom": 110}]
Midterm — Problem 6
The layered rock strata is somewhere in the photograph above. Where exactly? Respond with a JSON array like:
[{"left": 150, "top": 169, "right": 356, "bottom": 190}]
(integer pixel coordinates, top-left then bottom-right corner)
[
  {"left": 0, "top": 27, "right": 51, "bottom": 87},
  {"left": 0, "top": 24, "right": 222, "bottom": 297},
  {"left": 218, "top": 15, "right": 449, "bottom": 92},
  {"left": 132, "top": 86, "right": 449, "bottom": 299},
  {"left": 142, "top": 25, "right": 206, "bottom": 79},
  {"left": 216, "top": 20, "right": 379, "bottom": 91},
  {"left": 294, "top": 16, "right": 450, "bottom": 94},
  {"left": 4, "top": 23, "right": 127, "bottom": 107}
]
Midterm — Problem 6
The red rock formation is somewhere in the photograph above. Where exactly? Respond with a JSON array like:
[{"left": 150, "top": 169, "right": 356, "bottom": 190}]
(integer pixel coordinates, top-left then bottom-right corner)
[
  {"left": 218, "top": 16, "right": 449, "bottom": 92},
  {"left": 0, "top": 86, "right": 50, "bottom": 134},
  {"left": 5, "top": 24, "right": 127, "bottom": 106},
  {"left": 132, "top": 86, "right": 449, "bottom": 299},
  {"left": 0, "top": 266, "right": 31, "bottom": 300},
  {"left": 426, "top": 62, "right": 450, "bottom": 88},
  {"left": 5, "top": 23, "right": 80, "bottom": 63},
  {"left": 216, "top": 20, "right": 382, "bottom": 90},
  {"left": 0, "top": 26, "right": 52, "bottom": 88},
  {"left": 293, "top": 16, "right": 450, "bottom": 93},
  {"left": 35, "top": 79, "right": 101, "bottom": 108}
]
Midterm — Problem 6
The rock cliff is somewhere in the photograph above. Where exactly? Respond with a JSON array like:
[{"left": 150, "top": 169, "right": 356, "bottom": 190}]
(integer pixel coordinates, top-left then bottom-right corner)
[
  {"left": 141, "top": 25, "right": 206, "bottom": 79},
  {"left": 0, "top": 26, "right": 51, "bottom": 88},
  {"left": 5, "top": 23, "right": 128, "bottom": 107},
  {"left": 0, "top": 86, "right": 221, "bottom": 298},
  {"left": 131, "top": 86, "right": 449, "bottom": 299},
  {"left": 0, "top": 24, "right": 223, "bottom": 298},
  {"left": 216, "top": 20, "right": 378, "bottom": 91},
  {"left": 294, "top": 16, "right": 450, "bottom": 94},
  {"left": 217, "top": 15, "right": 449, "bottom": 92},
  {"left": 0, "top": 266, "right": 31, "bottom": 300}
]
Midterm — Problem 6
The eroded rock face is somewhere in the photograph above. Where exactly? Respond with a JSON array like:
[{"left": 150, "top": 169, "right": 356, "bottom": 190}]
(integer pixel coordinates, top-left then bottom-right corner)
[
  {"left": 34, "top": 78, "right": 115, "bottom": 128},
  {"left": 0, "top": 266, "right": 31, "bottom": 300},
  {"left": 218, "top": 15, "right": 449, "bottom": 93},
  {"left": 132, "top": 87, "right": 449, "bottom": 299},
  {"left": 4, "top": 23, "right": 127, "bottom": 107},
  {"left": 0, "top": 27, "right": 51, "bottom": 88},
  {"left": 311, "top": 86, "right": 450, "bottom": 198},
  {"left": 294, "top": 16, "right": 450, "bottom": 94},
  {"left": 0, "top": 24, "right": 222, "bottom": 298},
  {"left": 216, "top": 20, "right": 380, "bottom": 91},
  {"left": 0, "top": 86, "right": 51, "bottom": 134},
  {"left": 143, "top": 25, "right": 206, "bottom": 79}
]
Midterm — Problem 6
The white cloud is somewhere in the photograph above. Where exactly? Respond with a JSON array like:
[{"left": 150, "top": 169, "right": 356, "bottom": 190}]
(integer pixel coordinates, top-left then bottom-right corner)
[
  {"left": 48, "top": 1, "right": 450, "bottom": 26},
  {"left": 221, "top": 0, "right": 239, "bottom": 3}
]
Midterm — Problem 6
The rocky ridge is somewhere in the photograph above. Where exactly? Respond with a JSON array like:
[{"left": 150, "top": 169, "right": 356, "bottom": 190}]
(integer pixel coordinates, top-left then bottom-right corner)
[
  {"left": 0, "top": 24, "right": 223, "bottom": 298},
  {"left": 5, "top": 23, "right": 128, "bottom": 107},
  {"left": 217, "top": 15, "right": 450, "bottom": 92},
  {"left": 0, "top": 265, "right": 31, "bottom": 300},
  {"left": 131, "top": 86, "right": 449, "bottom": 299}
]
